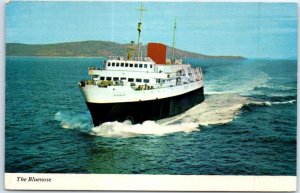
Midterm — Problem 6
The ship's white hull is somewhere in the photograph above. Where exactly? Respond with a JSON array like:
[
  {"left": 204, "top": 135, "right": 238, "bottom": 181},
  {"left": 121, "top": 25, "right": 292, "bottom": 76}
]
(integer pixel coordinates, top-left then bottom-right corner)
[{"left": 80, "top": 79, "right": 204, "bottom": 104}]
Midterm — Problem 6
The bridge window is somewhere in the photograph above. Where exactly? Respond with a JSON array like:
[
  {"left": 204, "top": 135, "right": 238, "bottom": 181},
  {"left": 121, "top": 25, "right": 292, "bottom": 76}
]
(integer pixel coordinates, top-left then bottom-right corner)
[
  {"left": 130, "top": 64, "right": 133, "bottom": 67},
  {"left": 136, "top": 78, "right": 142, "bottom": 83},
  {"left": 112, "top": 63, "right": 115, "bottom": 67},
  {"left": 113, "top": 77, "right": 119, "bottom": 81},
  {"left": 150, "top": 64, "right": 153, "bottom": 68},
  {"left": 125, "top": 63, "right": 129, "bottom": 67},
  {"left": 121, "top": 63, "right": 124, "bottom": 67},
  {"left": 116, "top": 63, "right": 120, "bottom": 67},
  {"left": 100, "top": 77, "right": 105, "bottom": 80},
  {"left": 144, "top": 64, "right": 147, "bottom": 68},
  {"left": 134, "top": 64, "right": 138, "bottom": 68},
  {"left": 128, "top": 78, "right": 134, "bottom": 82},
  {"left": 106, "top": 77, "right": 112, "bottom": 81},
  {"left": 143, "top": 79, "right": 149, "bottom": 83},
  {"left": 107, "top": 62, "right": 111, "bottom": 66},
  {"left": 121, "top": 77, "right": 126, "bottom": 81},
  {"left": 139, "top": 64, "right": 143, "bottom": 68}
]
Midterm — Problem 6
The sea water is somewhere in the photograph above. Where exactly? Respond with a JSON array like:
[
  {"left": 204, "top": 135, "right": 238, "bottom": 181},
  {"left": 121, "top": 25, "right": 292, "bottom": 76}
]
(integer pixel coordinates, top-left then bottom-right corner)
[{"left": 5, "top": 57, "right": 296, "bottom": 175}]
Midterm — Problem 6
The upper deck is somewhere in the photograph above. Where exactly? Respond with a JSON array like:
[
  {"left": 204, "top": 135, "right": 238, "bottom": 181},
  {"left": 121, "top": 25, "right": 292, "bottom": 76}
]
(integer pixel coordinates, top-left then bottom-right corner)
[{"left": 105, "top": 56, "right": 155, "bottom": 72}]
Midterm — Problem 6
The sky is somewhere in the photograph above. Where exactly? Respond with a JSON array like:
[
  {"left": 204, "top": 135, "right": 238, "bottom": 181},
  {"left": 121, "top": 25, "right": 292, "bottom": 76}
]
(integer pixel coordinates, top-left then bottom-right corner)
[{"left": 6, "top": 1, "right": 298, "bottom": 59}]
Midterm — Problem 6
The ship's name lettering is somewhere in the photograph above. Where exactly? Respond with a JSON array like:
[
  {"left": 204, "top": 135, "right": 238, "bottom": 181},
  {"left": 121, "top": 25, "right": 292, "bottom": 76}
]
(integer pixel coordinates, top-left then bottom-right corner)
[{"left": 17, "top": 176, "right": 52, "bottom": 182}]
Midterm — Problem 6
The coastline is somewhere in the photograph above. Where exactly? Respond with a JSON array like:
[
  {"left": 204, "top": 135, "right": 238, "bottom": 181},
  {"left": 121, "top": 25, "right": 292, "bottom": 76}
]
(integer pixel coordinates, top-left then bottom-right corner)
[{"left": 6, "top": 41, "right": 246, "bottom": 60}]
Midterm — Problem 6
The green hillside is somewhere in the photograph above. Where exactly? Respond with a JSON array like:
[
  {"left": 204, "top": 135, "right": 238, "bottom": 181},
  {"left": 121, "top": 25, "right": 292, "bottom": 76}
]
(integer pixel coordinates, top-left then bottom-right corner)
[{"left": 6, "top": 40, "right": 245, "bottom": 60}]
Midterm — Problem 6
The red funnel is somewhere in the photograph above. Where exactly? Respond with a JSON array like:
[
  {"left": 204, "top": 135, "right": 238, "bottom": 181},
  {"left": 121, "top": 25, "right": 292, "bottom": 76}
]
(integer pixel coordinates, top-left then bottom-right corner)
[{"left": 147, "top": 43, "right": 167, "bottom": 64}]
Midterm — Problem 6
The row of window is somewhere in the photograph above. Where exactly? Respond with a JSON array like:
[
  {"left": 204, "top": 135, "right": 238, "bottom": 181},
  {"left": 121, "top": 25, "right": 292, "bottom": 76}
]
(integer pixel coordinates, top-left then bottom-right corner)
[
  {"left": 100, "top": 76, "right": 150, "bottom": 83},
  {"left": 107, "top": 62, "right": 153, "bottom": 69}
]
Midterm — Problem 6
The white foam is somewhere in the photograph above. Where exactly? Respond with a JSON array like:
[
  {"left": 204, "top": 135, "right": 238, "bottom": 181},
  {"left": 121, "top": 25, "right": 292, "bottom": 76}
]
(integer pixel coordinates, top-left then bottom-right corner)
[
  {"left": 54, "top": 111, "right": 92, "bottom": 131},
  {"left": 247, "top": 99, "right": 296, "bottom": 107},
  {"left": 272, "top": 100, "right": 296, "bottom": 105},
  {"left": 255, "top": 84, "right": 295, "bottom": 91},
  {"left": 90, "top": 120, "right": 199, "bottom": 138}
]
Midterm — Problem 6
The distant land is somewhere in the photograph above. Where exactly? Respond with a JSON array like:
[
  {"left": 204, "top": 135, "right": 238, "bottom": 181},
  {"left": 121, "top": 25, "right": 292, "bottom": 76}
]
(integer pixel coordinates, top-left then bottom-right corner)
[{"left": 6, "top": 41, "right": 246, "bottom": 60}]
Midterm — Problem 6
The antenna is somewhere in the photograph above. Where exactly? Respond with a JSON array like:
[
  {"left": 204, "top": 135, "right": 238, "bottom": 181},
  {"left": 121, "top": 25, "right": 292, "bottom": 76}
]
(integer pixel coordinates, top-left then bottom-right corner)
[
  {"left": 171, "top": 18, "right": 177, "bottom": 63},
  {"left": 136, "top": 3, "right": 146, "bottom": 59}
]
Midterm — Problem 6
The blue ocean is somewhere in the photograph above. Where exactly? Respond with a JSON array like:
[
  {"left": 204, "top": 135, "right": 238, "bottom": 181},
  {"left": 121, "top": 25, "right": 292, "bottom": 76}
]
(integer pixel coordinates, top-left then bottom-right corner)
[{"left": 5, "top": 57, "right": 296, "bottom": 175}]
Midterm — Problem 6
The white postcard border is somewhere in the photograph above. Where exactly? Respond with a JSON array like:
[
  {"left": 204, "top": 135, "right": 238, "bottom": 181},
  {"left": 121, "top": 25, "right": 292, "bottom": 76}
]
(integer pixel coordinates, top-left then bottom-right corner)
[{"left": 5, "top": 173, "right": 297, "bottom": 191}]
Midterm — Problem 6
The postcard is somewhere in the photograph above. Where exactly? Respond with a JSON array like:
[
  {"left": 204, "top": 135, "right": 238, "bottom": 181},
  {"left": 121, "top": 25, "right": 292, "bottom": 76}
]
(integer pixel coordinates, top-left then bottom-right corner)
[{"left": 4, "top": 0, "right": 297, "bottom": 191}]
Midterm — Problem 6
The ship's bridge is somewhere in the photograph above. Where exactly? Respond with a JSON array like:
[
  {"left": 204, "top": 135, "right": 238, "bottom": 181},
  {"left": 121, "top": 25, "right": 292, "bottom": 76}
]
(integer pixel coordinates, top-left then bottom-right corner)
[{"left": 105, "top": 56, "right": 156, "bottom": 73}]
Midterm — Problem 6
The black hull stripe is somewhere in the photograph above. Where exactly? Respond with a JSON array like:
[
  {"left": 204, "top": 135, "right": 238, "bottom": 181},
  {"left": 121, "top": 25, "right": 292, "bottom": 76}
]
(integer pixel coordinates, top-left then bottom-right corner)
[{"left": 86, "top": 87, "right": 204, "bottom": 126}]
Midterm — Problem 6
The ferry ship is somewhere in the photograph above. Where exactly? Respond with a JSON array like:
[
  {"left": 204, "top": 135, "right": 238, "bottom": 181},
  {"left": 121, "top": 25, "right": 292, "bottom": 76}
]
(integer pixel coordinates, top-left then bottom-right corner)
[{"left": 79, "top": 4, "right": 204, "bottom": 126}]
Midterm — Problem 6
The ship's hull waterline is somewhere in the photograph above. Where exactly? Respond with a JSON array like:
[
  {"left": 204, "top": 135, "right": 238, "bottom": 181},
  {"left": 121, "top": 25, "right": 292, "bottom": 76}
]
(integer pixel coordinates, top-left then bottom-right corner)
[{"left": 86, "top": 87, "right": 204, "bottom": 126}]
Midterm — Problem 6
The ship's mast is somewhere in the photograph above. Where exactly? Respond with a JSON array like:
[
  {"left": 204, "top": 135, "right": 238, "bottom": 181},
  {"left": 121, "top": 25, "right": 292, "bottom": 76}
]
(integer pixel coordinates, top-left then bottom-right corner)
[
  {"left": 136, "top": 3, "right": 146, "bottom": 59},
  {"left": 171, "top": 19, "right": 177, "bottom": 63}
]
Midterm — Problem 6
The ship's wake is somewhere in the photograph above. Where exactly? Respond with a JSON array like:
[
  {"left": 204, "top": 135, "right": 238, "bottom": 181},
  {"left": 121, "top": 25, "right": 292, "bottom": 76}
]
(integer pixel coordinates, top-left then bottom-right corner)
[
  {"left": 54, "top": 93, "right": 270, "bottom": 138},
  {"left": 158, "top": 94, "right": 248, "bottom": 126}
]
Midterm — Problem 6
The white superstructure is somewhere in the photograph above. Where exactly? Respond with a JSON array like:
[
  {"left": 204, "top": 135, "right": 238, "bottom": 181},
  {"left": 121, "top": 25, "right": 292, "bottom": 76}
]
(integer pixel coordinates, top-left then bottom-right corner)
[{"left": 79, "top": 56, "right": 204, "bottom": 103}]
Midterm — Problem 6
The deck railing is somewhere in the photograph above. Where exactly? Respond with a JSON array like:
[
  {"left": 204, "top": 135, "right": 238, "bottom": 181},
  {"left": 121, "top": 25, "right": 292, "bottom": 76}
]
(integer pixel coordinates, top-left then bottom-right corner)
[
  {"left": 108, "top": 56, "right": 153, "bottom": 62},
  {"left": 88, "top": 67, "right": 104, "bottom": 70}
]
